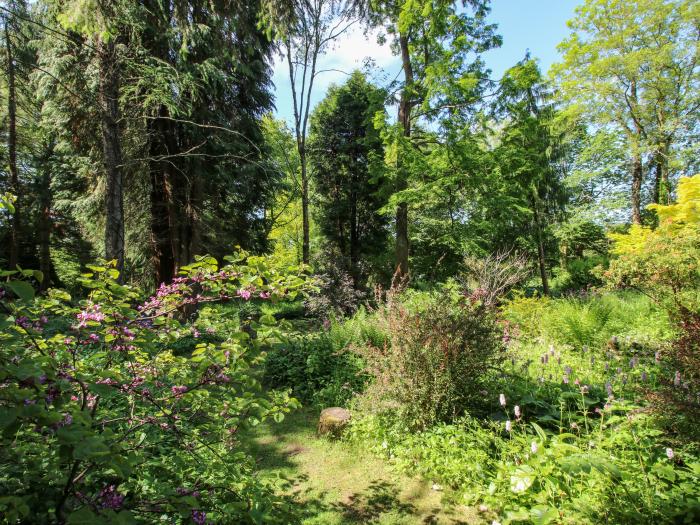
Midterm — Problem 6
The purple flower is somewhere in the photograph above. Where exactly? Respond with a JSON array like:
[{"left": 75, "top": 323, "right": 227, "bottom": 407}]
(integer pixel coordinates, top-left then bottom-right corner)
[
  {"left": 171, "top": 385, "right": 188, "bottom": 397},
  {"left": 99, "top": 485, "right": 124, "bottom": 510},
  {"left": 192, "top": 510, "right": 207, "bottom": 525},
  {"left": 76, "top": 302, "right": 105, "bottom": 328},
  {"left": 15, "top": 316, "right": 31, "bottom": 329}
]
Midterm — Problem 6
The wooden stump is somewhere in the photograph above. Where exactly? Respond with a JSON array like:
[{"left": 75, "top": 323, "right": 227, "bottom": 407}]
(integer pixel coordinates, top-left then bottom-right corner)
[{"left": 317, "top": 407, "right": 351, "bottom": 438}]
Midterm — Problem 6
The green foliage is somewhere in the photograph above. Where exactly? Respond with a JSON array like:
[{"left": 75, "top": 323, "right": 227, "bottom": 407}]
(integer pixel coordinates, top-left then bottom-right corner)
[
  {"left": 504, "top": 292, "right": 673, "bottom": 349},
  {"left": 263, "top": 309, "right": 383, "bottom": 407},
  {"left": 359, "top": 292, "right": 505, "bottom": 429},
  {"left": 349, "top": 306, "right": 700, "bottom": 524},
  {"left": 308, "top": 71, "right": 390, "bottom": 285},
  {"left": 0, "top": 253, "right": 308, "bottom": 523},
  {"left": 604, "top": 174, "right": 700, "bottom": 425}
]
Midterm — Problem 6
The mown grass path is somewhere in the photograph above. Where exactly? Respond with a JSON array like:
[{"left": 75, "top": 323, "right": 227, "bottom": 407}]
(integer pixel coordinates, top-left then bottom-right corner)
[{"left": 241, "top": 409, "right": 482, "bottom": 524}]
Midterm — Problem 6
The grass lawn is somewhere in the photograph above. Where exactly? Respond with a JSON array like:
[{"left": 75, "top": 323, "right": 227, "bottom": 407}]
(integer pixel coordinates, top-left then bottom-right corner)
[{"left": 240, "top": 408, "right": 484, "bottom": 524}]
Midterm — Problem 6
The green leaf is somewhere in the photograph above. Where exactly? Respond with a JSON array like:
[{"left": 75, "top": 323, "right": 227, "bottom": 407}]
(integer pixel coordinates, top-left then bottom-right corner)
[
  {"left": 259, "top": 314, "right": 276, "bottom": 326},
  {"left": 510, "top": 466, "right": 535, "bottom": 493},
  {"left": 530, "top": 506, "right": 559, "bottom": 525},
  {"left": 6, "top": 280, "right": 35, "bottom": 302}
]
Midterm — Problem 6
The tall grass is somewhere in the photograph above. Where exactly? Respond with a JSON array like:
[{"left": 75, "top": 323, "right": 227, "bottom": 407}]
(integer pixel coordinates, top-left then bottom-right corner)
[{"left": 504, "top": 292, "right": 674, "bottom": 348}]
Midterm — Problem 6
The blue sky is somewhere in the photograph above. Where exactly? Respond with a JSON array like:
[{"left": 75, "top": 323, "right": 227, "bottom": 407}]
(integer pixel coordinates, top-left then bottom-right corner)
[{"left": 271, "top": 0, "right": 582, "bottom": 123}]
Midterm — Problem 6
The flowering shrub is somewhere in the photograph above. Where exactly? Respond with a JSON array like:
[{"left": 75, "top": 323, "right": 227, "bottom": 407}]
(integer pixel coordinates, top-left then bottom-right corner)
[
  {"left": 348, "top": 337, "right": 700, "bottom": 524},
  {"left": 604, "top": 174, "right": 700, "bottom": 424},
  {"left": 0, "top": 252, "right": 308, "bottom": 524},
  {"left": 358, "top": 289, "right": 505, "bottom": 429}
]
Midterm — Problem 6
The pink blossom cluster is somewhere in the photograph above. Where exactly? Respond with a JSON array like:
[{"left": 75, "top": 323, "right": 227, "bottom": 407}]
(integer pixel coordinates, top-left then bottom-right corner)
[{"left": 76, "top": 302, "right": 105, "bottom": 328}]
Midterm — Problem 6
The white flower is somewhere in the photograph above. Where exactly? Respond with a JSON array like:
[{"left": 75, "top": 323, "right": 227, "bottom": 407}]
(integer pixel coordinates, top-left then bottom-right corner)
[
  {"left": 505, "top": 420, "right": 512, "bottom": 432},
  {"left": 666, "top": 447, "right": 674, "bottom": 459},
  {"left": 531, "top": 441, "right": 538, "bottom": 454},
  {"left": 514, "top": 405, "right": 521, "bottom": 418},
  {"left": 499, "top": 393, "right": 506, "bottom": 407}
]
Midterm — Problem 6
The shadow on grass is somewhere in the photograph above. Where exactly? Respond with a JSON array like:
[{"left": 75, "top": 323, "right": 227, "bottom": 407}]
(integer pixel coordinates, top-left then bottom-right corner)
[
  {"left": 240, "top": 408, "right": 472, "bottom": 524},
  {"left": 333, "top": 480, "right": 416, "bottom": 522}
]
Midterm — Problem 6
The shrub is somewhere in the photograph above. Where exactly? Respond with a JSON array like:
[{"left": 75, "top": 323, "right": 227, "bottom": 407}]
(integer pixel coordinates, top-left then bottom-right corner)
[
  {"left": 262, "top": 311, "right": 382, "bottom": 407},
  {"left": 359, "top": 291, "right": 505, "bottom": 429},
  {"left": 263, "top": 333, "right": 367, "bottom": 407},
  {"left": 305, "top": 246, "right": 365, "bottom": 321},
  {"left": 0, "top": 253, "right": 308, "bottom": 524},
  {"left": 604, "top": 174, "right": 700, "bottom": 422}
]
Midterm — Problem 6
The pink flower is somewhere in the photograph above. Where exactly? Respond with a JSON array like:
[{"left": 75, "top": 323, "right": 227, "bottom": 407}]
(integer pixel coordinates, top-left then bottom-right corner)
[
  {"left": 76, "top": 302, "right": 105, "bottom": 328},
  {"left": 259, "top": 291, "right": 271, "bottom": 299},
  {"left": 171, "top": 385, "right": 188, "bottom": 397},
  {"left": 238, "top": 289, "right": 252, "bottom": 300}
]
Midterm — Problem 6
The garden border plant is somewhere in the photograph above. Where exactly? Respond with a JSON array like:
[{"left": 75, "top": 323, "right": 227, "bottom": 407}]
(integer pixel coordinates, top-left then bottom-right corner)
[{"left": 0, "top": 251, "right": 308, "bottom": 524}]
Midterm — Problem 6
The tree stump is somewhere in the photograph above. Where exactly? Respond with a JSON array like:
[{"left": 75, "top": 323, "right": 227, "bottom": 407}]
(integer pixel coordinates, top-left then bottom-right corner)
[{"left": 317, "top": 407, "right": 351, "bottom": 438}]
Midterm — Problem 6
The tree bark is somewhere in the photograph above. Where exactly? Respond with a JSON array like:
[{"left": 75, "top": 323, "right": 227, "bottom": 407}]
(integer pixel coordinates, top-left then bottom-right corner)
[
  {"left": 148, "top": 106, "right": 180, "bottom": 285},
  {"left": 98, "top": 38, "right": 125, "bottom": 279},
  {"left": 652, "top": 141, "right": 670, "bottom": 206},
  {"left": 301, "top": 147, "right": 310, "bottom": 264},
  {"left": 5, "top": 19, "right": 19, "bottom": 269},
  {"left": 533, "top": 202, "right": 550, "bottom": 296},
  {"left": 38, "top": 166, "right": 52, "bottom": 291},
  {"left": 630, "top": 148, "right": 643, "bottom": 225},
  {"left": 395, "top": 32, "right": 413, "bottom": 277}
]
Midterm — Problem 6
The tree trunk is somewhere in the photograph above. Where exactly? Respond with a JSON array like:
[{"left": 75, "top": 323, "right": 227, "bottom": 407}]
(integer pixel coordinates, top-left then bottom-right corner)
[
  {"left": 38, "top": 167, "right": 52, "bottom": 291},
  {"left": 5, "top": 19, "right": 19, "bottom": 269},
  {"left": 349, "top": 184, "right": 359, "bottom": 286},
  {"left": 301, "top": 146, "right": 310, "bottom": 264},
  {"left": 652, "top": 141, "right": 670, "bottom": 206},
  {"left": 533, "top": 202, "right": 550, "bottom": 296},
  {"left": 630, "top": 149, "right": 643, "bottom": 225},
  {"left": 98, "top": 38, "right": 125, "bottom": 279},
  {"left": 395, "top": 32, "right": 413, "bottom": 277},
  {"left": 149, "top": 106, "right": 179, "bottom": 285}
]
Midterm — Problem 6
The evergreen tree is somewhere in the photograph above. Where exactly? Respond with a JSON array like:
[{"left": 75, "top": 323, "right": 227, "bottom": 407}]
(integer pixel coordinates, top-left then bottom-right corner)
[{"left": 308, "top": 71, "right": 389, "bottom": 285}]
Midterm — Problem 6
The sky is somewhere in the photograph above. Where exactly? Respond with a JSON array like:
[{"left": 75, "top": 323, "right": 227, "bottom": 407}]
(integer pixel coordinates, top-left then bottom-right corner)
[{"left": 271, "top": 0, "right": 582, "bottom": 124}]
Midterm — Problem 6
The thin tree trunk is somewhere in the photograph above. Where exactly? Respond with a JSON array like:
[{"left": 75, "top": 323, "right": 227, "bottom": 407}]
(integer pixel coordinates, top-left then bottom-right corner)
[
  {"left": 148, "top": 106, "right": 179, "bottom": 285},
  {"left": 98, "top": 38, "right": 125, "bottom": 279},
  {"left": 652, "top": 141, "right": 670, "bottom": 206},
  {"left": 630, "top": 148, "right": 643, "bottom": 225},
  {"left": 301, "top": 148, "right": 310, "bottom": 264},
  {"left": 38, "top": 167, "right": 52, "bottom": 291},
  {"left": 5, "top": 19, "right": 19, "bottom": 269},
  {"left": 395, "top": 32, "right": 413, "bottom": 277},
  {"left": 533, "top": 202, "right": 550, "bottom": 296}
]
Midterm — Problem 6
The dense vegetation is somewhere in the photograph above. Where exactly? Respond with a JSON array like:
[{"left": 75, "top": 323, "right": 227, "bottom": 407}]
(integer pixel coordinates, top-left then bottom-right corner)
[{"left": 1, "top": 0, "right": 698, "bottom": 523}]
